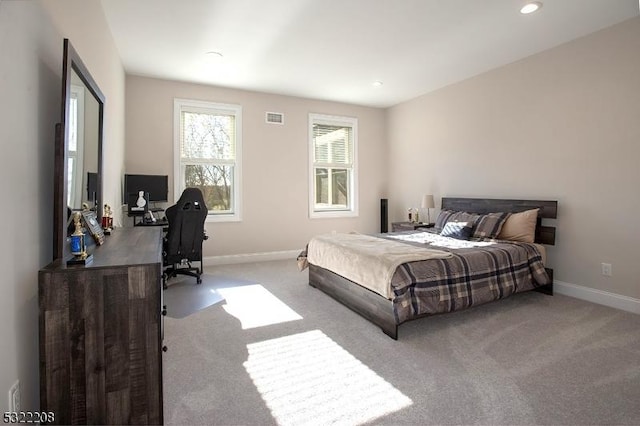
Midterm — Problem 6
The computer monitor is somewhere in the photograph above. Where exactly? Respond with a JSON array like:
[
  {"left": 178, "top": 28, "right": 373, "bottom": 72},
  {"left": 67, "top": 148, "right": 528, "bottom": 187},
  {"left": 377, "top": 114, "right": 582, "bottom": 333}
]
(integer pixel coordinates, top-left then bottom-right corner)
[{"left": 124, "top": 174, "right": 168, "bottom": 203}]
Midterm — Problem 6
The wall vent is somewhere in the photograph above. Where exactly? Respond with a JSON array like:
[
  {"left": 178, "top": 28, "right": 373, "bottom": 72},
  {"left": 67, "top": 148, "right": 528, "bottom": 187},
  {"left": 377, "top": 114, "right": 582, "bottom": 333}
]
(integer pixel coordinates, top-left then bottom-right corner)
[{"left": 265, "top": 112, "right": 284, "bottom": 125}]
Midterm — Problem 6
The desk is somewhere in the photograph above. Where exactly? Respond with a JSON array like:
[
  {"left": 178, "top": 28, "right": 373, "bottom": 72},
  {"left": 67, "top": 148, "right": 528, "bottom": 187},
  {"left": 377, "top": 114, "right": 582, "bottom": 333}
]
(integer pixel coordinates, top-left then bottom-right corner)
[
  {"left": 129, "top": 207, "right": 165, "bottom": 226},
  {"left": 136, "top": 218, "right": 169, "bottom": 229}
]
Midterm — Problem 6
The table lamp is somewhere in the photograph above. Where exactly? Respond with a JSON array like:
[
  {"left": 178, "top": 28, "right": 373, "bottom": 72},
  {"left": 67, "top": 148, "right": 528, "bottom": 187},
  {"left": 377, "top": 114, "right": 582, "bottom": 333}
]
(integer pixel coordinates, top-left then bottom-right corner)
[{"left": 421, "top": 194, "right": 435, "bottom": 224}]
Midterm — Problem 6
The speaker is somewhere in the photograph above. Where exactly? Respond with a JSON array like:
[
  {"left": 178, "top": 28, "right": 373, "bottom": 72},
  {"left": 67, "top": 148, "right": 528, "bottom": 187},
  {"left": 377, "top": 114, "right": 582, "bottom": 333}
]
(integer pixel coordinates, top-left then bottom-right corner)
[{"left": 380, "top": 198, "right": 388, "bottom": 233}]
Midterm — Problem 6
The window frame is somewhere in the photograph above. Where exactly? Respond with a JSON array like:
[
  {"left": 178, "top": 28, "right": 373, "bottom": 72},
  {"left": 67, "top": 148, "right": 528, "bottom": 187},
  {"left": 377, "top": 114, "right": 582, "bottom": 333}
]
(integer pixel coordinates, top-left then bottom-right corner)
[
  {"left": 173, "top": 98, "right": 242, "bottom": 222},
  {"left": 308, "top": 113, "right": 358, "bottom": 219}
]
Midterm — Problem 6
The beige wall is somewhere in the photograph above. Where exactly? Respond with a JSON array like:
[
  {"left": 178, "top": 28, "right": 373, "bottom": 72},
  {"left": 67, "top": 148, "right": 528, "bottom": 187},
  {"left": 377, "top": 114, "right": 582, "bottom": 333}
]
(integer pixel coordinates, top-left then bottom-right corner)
[
  {"left": 0, "top": 0, "right": 124, "bottom": 411},
  {"left": 43, "top": 0, "right": 127, "bottom": 221},
  {"left": 126, "top": 76, "right": 388, "bottom": 256},
  {"left": 1, "top": 0, "right": 635, "bottom": 412},
  {"left": 387, "top": 17, "right": 640, "bottom": 299}
]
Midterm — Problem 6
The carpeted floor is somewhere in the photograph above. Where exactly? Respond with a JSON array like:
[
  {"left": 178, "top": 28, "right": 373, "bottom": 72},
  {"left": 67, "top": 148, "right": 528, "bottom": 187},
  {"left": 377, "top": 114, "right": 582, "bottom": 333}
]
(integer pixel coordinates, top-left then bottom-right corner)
[
  {"left": 162, "top": 259, "right": 640, "bottom": 425},
  {"left": 163, "top": 274, "right": 250, "bottom": 318}
]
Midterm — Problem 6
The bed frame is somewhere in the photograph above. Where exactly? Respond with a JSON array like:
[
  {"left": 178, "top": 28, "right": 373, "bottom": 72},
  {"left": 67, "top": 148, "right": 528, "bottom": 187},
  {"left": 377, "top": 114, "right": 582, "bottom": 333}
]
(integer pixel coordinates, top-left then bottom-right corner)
[{"left": 308, "top": 197, "right": 558, "bottom": 339}]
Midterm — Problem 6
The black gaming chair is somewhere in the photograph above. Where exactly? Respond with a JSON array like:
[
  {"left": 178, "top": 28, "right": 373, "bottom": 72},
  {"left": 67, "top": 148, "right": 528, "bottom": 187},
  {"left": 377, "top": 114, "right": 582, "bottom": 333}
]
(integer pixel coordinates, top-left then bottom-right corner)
[{"left": 163, "top": 188, "right": 208, "bottom": 286}]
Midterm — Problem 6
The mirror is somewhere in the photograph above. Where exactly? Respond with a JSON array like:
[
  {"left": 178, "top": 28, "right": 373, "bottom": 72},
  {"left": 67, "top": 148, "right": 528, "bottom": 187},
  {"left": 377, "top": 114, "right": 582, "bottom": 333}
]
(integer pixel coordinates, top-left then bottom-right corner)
[{"left": 53, "top": 39, "right": 105, "bottom": 261}]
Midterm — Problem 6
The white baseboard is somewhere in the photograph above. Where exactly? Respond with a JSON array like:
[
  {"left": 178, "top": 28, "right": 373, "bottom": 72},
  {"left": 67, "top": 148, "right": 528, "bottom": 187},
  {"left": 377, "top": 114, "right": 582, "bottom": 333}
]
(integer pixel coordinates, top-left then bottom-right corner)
[
  {"left": 554, "top": 280, "right": 640, "bottom": 314},
  {"left": 203, "top": 250, "right": 301, "bottom": 266}
]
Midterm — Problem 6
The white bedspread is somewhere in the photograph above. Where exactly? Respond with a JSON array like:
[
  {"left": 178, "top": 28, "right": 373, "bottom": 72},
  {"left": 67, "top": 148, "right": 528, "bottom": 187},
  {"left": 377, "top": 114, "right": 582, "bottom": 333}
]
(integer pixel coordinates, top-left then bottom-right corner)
[{"left": 307, "top": 233, "right": 452, "bottom": 299}]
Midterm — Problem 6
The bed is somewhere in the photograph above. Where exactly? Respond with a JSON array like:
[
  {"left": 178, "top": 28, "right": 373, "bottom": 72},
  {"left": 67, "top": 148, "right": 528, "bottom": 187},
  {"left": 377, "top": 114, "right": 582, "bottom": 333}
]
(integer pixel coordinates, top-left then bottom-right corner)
[{"left": 304, "top": 197, "right": 558, "bottom": 339}]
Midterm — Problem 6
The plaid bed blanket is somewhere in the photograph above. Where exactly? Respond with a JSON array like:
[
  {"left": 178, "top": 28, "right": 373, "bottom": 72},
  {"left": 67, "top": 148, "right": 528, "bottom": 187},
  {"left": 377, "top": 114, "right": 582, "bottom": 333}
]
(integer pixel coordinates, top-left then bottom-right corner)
[{"left": 385, "top": 231, "right": 550, "bottom": 324}]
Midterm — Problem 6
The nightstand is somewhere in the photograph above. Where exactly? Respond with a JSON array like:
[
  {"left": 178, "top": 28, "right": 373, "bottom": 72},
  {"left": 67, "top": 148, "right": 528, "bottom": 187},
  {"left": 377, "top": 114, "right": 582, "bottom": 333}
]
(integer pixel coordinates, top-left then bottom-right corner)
[{"left": 391, "top": 222, "right": 435, "bottom": 232}]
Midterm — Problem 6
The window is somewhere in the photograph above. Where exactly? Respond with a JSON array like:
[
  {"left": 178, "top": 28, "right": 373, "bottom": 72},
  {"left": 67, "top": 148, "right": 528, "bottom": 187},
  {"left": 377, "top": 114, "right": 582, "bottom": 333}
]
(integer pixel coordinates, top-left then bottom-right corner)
[
  {"left": 67, "top": 84, "right": 84, "bottom": 207},
  {"left": 174, "top": 99, "right": 242, "bottom": 221},
  {"left": 309, "top": 113, "right": 358, "bottom": 218}
]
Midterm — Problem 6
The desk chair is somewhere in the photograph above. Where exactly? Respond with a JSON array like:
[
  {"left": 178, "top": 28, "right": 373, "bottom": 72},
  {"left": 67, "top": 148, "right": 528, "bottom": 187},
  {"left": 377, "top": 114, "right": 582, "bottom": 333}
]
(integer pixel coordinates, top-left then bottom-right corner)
[{"left": 163, "top": 188, "right": 208, "bottom": 286}]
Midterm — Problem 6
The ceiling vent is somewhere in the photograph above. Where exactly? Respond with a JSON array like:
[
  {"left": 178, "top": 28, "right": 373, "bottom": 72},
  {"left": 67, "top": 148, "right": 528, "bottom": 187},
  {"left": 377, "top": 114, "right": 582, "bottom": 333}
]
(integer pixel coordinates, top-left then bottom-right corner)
[{"left": 265, "top": 112, "right": 284, "bottom": 125}]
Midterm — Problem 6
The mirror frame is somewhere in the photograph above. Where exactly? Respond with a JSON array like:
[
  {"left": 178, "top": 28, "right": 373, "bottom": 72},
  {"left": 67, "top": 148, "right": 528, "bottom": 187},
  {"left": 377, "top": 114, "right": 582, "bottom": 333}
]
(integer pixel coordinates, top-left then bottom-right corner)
[{"left": 53, "top": 39, "right": 105, "bottom": 261}]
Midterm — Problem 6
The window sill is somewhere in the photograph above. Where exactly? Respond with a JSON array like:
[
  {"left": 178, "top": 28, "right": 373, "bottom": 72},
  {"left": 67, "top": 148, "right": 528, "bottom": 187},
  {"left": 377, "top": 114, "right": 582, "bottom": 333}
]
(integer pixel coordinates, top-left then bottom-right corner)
[
  {"left": 206, "top": 214, "right": 241, "bottom": 223},
  {"left": 310, "top": 210, "right": 358, "bottom": 219}
]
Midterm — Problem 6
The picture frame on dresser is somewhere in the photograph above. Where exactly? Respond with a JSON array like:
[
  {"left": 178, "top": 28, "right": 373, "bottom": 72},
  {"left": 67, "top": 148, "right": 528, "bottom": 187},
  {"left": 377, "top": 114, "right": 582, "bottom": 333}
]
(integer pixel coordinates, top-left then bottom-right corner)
[{"left": 81, "top": 210, "right": 105, "bottom": 245}]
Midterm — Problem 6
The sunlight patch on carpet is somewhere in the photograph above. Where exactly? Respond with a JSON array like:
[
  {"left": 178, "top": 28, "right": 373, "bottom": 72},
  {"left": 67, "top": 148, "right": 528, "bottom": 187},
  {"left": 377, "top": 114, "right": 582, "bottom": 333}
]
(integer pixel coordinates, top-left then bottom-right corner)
[
  {"left": 243, "top": 330, "right": 412, "bottom": 426},
  {"left": 217, "top": 284, "right": 302, "bottom": 329}
]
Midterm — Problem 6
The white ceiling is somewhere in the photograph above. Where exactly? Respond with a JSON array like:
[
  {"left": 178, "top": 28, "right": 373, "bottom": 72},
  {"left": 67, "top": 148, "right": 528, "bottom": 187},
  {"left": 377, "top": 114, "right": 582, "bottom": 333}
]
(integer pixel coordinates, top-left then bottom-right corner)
[{"left": 100, "top": 0, "right": 639, "bottom": 108}]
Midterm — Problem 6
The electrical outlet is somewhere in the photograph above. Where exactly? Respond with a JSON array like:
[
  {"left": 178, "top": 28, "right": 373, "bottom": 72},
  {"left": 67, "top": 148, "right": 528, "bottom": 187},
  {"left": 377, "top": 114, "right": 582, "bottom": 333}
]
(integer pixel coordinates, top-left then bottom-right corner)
[
  {"left": 601, "top": 263, "right": 612, "bottom": 277},
  {"left": 8, "top": 380, "right": 20, "bottom": 412}
]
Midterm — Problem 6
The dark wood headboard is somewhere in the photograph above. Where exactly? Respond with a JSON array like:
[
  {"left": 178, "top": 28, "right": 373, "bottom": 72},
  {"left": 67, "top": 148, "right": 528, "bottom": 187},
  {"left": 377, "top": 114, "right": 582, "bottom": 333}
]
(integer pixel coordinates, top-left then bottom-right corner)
[{"left": 441, "top": 197, "right": 557, "bottom": 245}]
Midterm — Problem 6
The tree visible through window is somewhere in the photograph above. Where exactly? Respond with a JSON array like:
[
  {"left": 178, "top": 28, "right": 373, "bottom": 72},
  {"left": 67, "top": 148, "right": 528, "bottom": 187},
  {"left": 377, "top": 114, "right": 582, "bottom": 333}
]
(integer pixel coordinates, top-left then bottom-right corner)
[{"left": 174, "top": 99, "right": 242, "bottom": 220}]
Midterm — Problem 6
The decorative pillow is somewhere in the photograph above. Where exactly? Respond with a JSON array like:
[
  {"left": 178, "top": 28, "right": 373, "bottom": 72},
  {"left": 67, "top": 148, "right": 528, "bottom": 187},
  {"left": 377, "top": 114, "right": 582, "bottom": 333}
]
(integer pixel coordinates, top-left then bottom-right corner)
[
  {"left": 498, "top": 208, "right": 539, "bottom": 243},
  {"left": 434, "top": 209, "right": 456, "bottom": 231},
  {"left": 450, "top": 211, "right": 481, "bottom": 225},
  {"left": 472, "top": 212, "right": 511, "bottom": 240},
  {"left": 435, "top": 210, "right": 481, "bottom": 232},
  {"left": 440, "top": 221, "right": 473, "bottom": 240}
]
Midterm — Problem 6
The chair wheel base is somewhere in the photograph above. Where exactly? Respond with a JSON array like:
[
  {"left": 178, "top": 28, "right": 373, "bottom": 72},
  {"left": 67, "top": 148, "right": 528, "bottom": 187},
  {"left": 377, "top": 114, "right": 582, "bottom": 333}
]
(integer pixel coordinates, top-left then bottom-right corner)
[{"left": 163, "top": 266, "right": 203, "bottom": 286}]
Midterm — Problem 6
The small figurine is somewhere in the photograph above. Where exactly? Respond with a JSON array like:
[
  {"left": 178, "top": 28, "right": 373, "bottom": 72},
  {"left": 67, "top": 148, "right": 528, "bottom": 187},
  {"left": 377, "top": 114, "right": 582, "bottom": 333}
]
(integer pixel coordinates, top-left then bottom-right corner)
[{"left": 136, "top": 191, "right": 147, "bottom": 209}]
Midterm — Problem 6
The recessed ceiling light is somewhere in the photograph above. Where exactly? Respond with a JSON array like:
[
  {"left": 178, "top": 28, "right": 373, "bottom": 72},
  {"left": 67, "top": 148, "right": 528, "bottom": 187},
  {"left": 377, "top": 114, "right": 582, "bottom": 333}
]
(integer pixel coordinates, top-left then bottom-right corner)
[
  {"left": 520, "top": 2, "right": 542, "bottom": 14},
  {"left": 372, "top": 80, "right": 383, "bottom": 87}
]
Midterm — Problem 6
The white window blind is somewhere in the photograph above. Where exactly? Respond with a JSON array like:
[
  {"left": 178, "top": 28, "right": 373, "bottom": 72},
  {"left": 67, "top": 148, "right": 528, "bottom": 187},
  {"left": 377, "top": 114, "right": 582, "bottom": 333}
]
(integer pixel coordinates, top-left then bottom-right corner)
[
  {"left": 313, "top": 125, "right": 352, "bottom": 166},
  {"left": 309, "top": 114, "right": 358, "bottom": 218},
  {"left": 180, "top": 110, "right": 236, "bottom": 160}
]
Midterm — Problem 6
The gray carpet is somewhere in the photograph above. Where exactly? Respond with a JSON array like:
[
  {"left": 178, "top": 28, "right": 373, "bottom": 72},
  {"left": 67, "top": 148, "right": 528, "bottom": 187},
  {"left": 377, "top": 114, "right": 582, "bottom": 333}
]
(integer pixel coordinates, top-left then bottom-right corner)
[
  {"left": 163, "top": 274, "right": 254, "bottom": 319},
  {"left": 162, "top": 259, "right": 640, "bottom": 425}
]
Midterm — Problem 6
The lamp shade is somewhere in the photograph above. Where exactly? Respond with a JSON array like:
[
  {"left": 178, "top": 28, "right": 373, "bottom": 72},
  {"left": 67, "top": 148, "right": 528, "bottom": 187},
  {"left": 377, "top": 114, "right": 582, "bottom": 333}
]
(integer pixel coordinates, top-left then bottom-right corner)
[{"left": 421, "top": 194, "right": 435, "bottom": 209}]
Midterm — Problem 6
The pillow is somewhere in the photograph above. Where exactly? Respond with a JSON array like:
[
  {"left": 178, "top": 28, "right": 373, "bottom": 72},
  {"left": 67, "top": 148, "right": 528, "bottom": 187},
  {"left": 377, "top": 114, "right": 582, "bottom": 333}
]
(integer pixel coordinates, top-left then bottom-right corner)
[
  {"left": 434, "top": 209, "right": 456, "bottom": 231},
  {"left": 472, "top": 212, "right": 511, "bottom": 240},
  {"left": 440, "top": 221, "right": 473, "bottom": 240},
  {"left": 498, "top": 208, "right": 539, "bottom": 243},
  {"left": 435, "top": 210, "right": 481, "bottom": 232},
  {"left": 450, "top": 211, "right": 481, "bottom": 225}
]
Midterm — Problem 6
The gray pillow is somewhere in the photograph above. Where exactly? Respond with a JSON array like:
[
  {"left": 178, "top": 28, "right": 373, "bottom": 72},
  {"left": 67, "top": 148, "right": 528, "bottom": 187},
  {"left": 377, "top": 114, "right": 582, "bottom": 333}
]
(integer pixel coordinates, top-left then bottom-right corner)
[
  {"left": 440, "top": 221, "right": 473, "bottom": 240},
  {"left": 434, "top": 209, "right": 456, "bottom": 231},
  {"left": 472, "top": 212, "right": 511, "bottom": 239},
  {"left": 435, "top": 210, "right": 480, "bottom": 232}
]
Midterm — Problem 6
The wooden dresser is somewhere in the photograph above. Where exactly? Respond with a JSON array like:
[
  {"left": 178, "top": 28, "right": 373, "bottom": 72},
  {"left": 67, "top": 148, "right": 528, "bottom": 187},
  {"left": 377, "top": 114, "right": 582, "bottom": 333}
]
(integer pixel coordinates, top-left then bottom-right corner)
[{"left": 39, "top": 227, "right": 164, "bottom": 424}]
